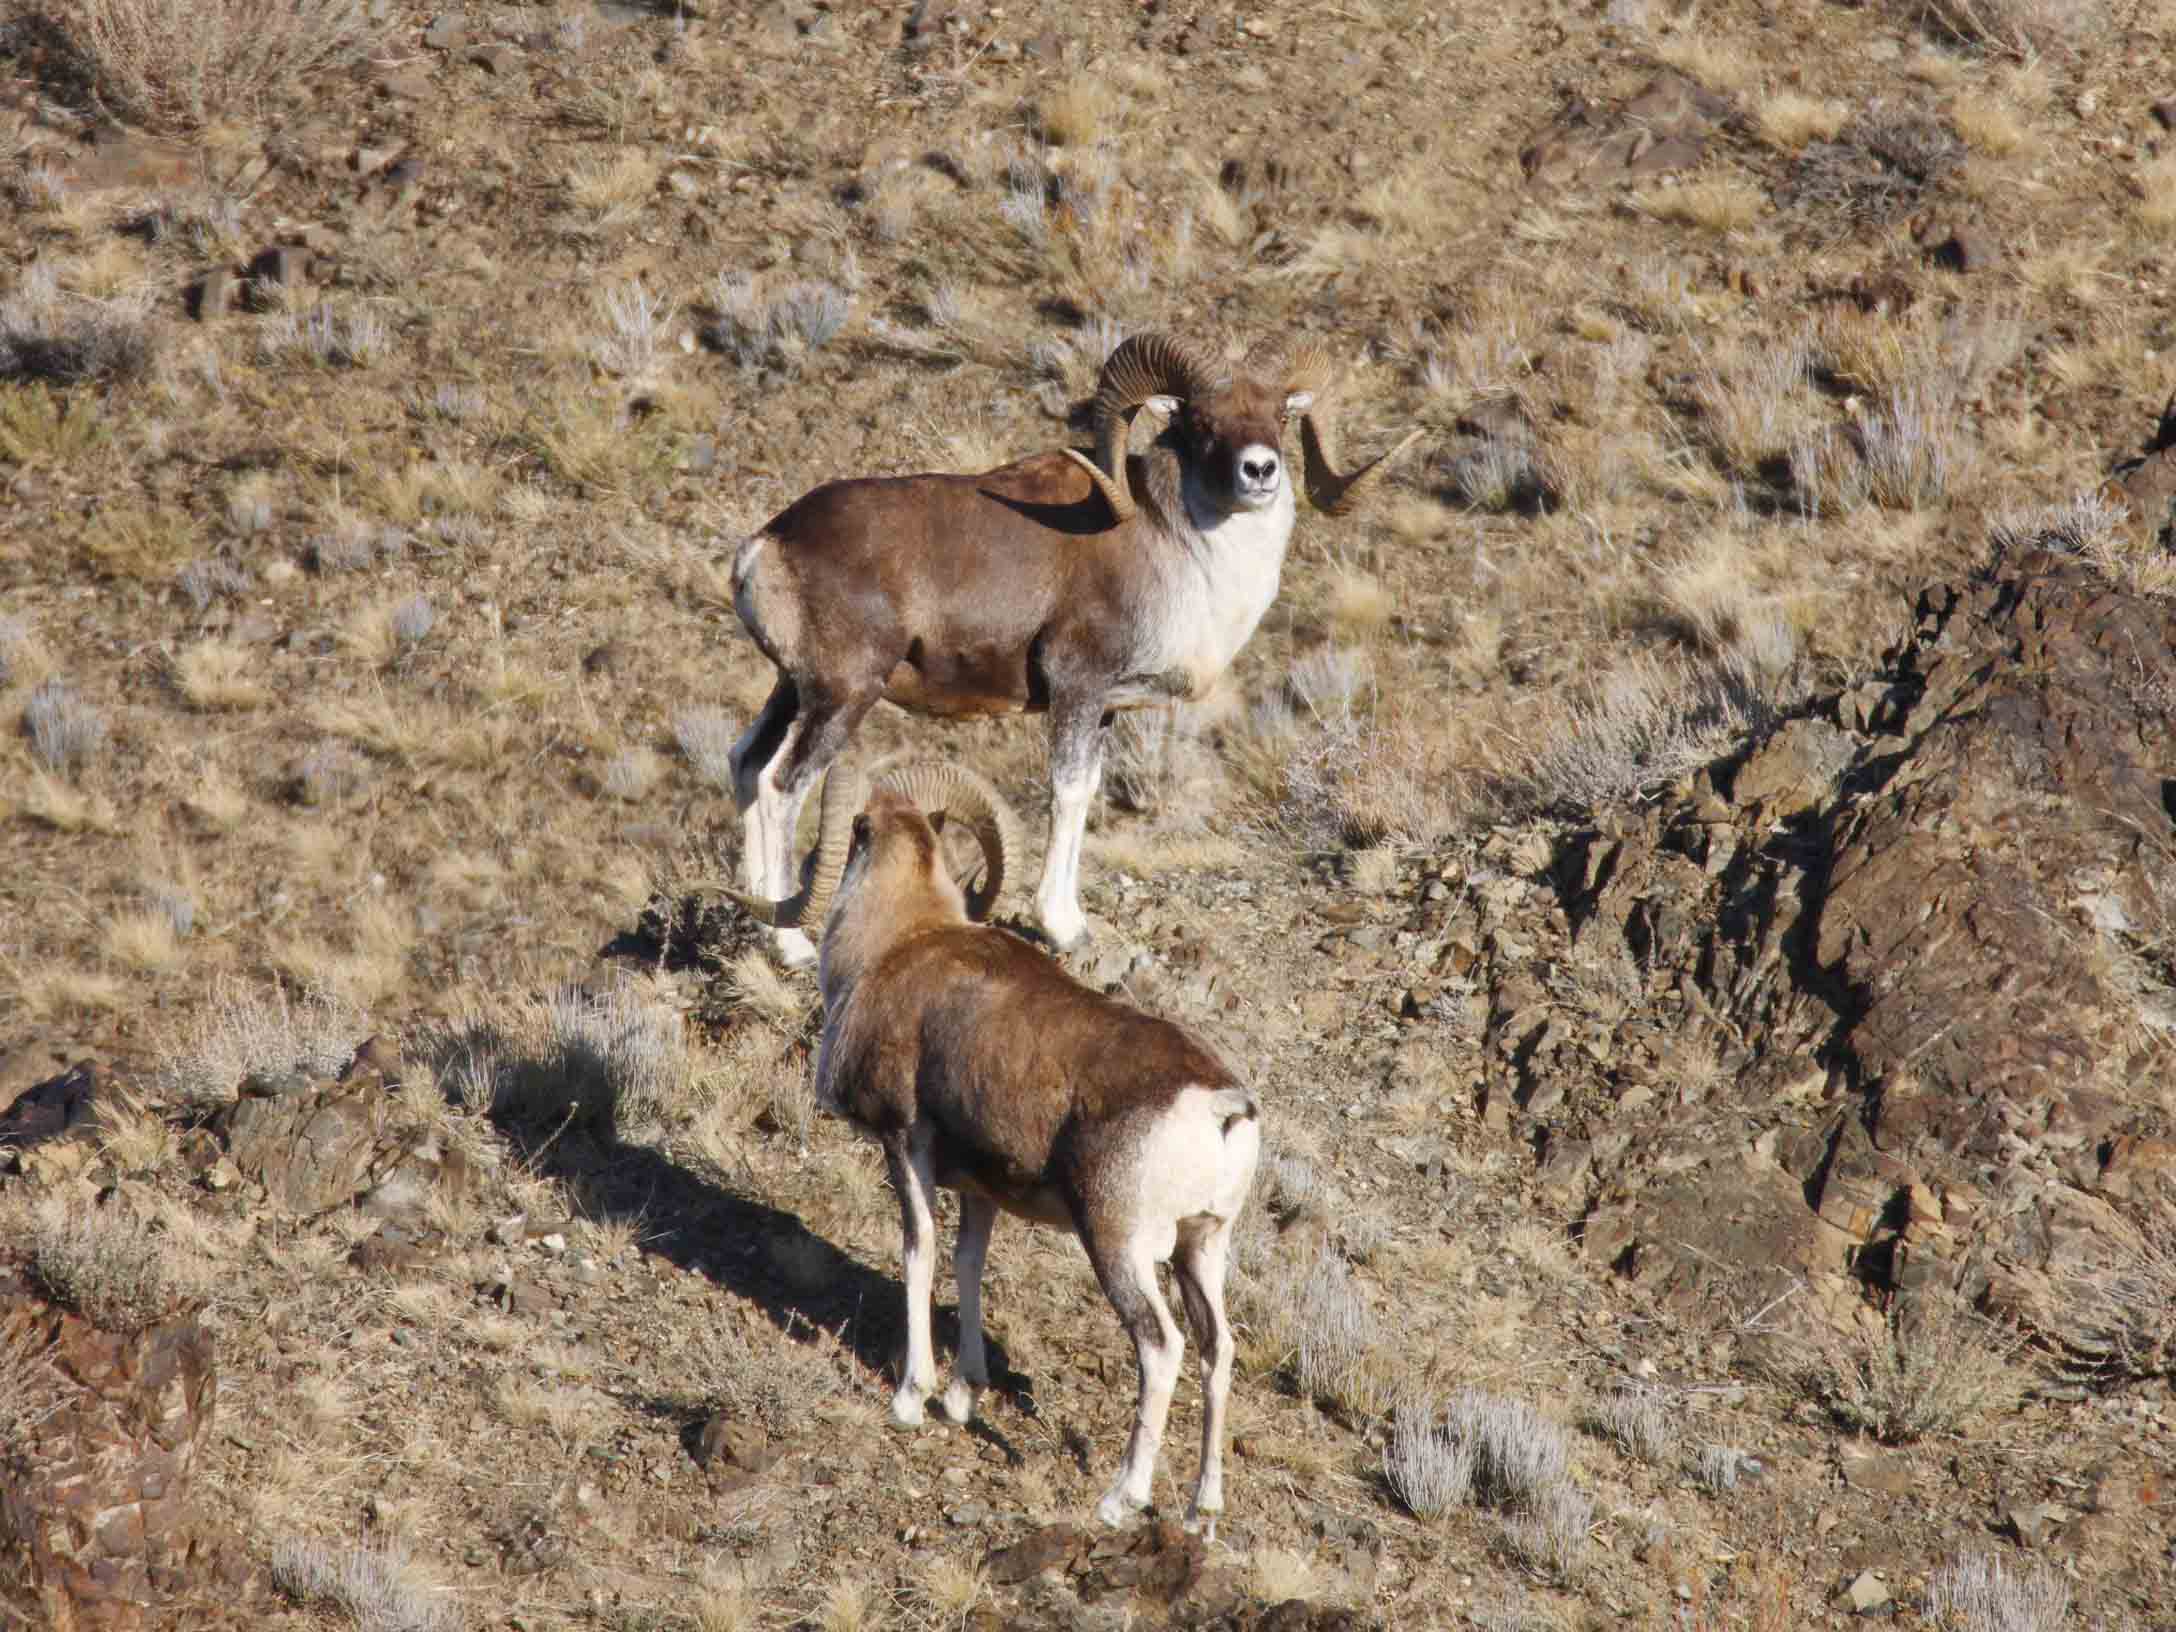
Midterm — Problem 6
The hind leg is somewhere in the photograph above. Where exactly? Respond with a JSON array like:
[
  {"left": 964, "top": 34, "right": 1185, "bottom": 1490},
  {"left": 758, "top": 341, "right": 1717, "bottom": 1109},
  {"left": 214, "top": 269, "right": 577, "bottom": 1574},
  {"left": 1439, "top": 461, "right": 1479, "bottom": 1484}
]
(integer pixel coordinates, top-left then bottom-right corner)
[
  {"left": 942, "top": 1193, "right": 998, "bottom": 1425},
  {"left": 750, "top": 680, "right": 877, "bottom": 966},
  {"left": 1083, "top": 1223, "right": 1184, "bottom": 1525},
  {"left": 730, "top": 678, "right": 798, "bottom": 909},
  {"left": 1172, "top": 1220, "right": 1236, "bottom": 1538}
]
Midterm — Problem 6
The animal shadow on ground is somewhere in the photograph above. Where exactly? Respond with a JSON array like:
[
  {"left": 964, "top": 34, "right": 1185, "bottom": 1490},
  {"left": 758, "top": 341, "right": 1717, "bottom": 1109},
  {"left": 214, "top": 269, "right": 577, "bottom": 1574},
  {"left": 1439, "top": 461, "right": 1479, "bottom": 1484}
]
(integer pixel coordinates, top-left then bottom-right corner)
[{"left": 425, "top": 967, "right": 1036, "bottom": 1463}]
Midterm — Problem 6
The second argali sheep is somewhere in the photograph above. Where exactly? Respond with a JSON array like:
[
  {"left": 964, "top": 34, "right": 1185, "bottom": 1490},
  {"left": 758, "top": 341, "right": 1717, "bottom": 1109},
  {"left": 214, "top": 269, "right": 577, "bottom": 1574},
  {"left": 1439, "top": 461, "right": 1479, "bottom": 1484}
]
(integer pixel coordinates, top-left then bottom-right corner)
[
  {"left": 726, "top": 331, "right": 1417, "bottom": 965},
  {"left": 731, "top": 761, "right": 1262, "bottom": 1534}
]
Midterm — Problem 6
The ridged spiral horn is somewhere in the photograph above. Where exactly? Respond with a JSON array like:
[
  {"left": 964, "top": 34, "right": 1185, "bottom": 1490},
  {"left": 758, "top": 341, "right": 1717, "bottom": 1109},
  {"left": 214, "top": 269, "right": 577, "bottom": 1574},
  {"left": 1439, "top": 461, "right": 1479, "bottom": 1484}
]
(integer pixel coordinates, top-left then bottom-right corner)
[
  {"left": 724, "top": 766, "right": 865, "bottom": 931},
  {"left": 873, "top": 761, "right": 1018, "bottom": 922},
  {"left": 1063, "top": 333, "right": 1217, "bottom": 524},
  {"left": 1282, "top": 341, "right": 1423, "bottom": 516}
]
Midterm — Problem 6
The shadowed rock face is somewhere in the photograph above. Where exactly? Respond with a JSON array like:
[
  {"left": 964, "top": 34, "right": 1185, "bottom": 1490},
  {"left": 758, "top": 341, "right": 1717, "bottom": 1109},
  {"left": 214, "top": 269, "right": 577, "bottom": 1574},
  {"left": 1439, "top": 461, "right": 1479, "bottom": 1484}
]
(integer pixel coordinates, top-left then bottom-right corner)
[{"left": 1506, "top": 552, "right": 2174, "bottom": 1352}]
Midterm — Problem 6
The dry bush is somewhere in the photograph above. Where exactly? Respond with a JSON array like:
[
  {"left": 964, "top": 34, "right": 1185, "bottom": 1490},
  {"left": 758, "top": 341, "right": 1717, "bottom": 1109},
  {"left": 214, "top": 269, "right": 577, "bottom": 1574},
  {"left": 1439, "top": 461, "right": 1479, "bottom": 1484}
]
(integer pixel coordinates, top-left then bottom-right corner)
[
  {"left": 0, "top": 1317, "right": 67, "bottom": 1466},
  {"left": 157, "top": 981, "right": 367, "bottom": 1104},
  {"left": 1756, "top": 1298, "right": 2024, "bottom": 1442},
  {"left": 1994, "top": 489, "right": 2171, "bottom": 598},
  {"left": 1581, "top": 1383, "right": 1674, "bottom": 1464},
  {"left": 1515, "top": 650, "right": 1780, "bottom": 814},
  {"left": 1902, "top": 0, "right": 2102, "bottom": 55},
  {"left": 19, "top": 1195, "right": 206, "bottom": 1331},
  {"left": 270, "top": 1534, "right": 462, "bottom": 1632},
  {"left": 1854, "top": 383, "right": 1974, "bottom": 509},
  {"left": 1382, "top": 1394, "right": 1475, "bottom": 1517},
  {"left": 1496, "top": 1482, "right": 1593, "bottom": 1585},
  {"left": 23, "top": 675, "right": 107, "bottom": 775},
  {"left": 31, "top": 0, "right": 394, "bottom": 134},
  {"left": 0, "top": 273, "right": 152, "bottom": 388},
  {"left": 433, "top": 977, "right": 693, "bottom": 1137},
  {"left": 1239, "top": 1236, "right": 1396, "bottom": 1420},
  {"left": 1926, "top": 1553, "right": 2069, "bottom": 1632}
]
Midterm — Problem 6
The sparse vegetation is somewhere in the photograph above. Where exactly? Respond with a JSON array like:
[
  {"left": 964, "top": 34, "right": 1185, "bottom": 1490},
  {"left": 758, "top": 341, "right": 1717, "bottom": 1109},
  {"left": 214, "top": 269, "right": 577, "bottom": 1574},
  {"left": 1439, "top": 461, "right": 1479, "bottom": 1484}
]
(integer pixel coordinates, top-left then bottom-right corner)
[{"left": 1758, "top": 1299, "right": 2025, "bottom": 1443}]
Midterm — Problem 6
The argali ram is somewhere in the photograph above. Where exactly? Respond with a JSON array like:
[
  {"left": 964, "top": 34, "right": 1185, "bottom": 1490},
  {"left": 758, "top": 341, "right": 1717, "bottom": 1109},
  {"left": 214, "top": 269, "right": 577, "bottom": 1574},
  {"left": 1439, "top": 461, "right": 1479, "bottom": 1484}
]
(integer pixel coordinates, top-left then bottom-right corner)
[
  {"left": 725, "top": 332, "right": 1418, "bottom": 964},
  {"left": 730, "top": 762, "right": 1262, "bottom": 1534}
]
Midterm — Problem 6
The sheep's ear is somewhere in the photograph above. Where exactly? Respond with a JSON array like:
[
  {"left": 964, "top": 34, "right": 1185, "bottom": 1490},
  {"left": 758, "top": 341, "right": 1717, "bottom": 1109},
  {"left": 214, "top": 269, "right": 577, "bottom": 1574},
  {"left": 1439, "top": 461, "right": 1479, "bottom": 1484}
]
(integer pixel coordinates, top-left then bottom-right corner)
[
  {"left": 1144, "top": 394, "right": 1180, "bottom": 417},
  {"left": 1283, "top": 389, "right": 1316, "bottom": 416}
]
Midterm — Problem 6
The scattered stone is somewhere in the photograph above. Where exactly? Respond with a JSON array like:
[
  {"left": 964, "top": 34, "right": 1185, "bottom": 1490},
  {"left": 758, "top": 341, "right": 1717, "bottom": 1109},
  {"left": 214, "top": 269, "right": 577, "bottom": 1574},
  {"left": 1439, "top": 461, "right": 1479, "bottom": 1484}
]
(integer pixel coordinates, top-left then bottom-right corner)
[
  {"left": 423, "top": 12, "right": 467, "bottom": 49},
  {"left": 242, "top": 245, "right": 308, "bottom": 310},
  {"left": 1836, "top": 1570, "right": 1890, "bottom": 1614},
  {"left": 343, "top": 1035, "right": 405, "bottom": 1085},
  {"left": 1839, "top": 1445, "right": 1914, "bottom": 1497},
  {"left": 2003, "top": 1502, "right": 2065, "bottom": 1547},
  {"left": 1521, "top": 71, "right": 1732, "bottom": 189},
  {"left": 1916, "top": 216, "right": 2002, "bottom": 274},
  {"left": 468, "top": 44, "right": 519, "bottom": 74},
  {"left": 0, "top": 1059, "right": 101, "bottom": 1152},
  {"left": 693, "top": 1415, "right": 779, "bottom": 1473},
  {"left": 190, "top": 267, "right": 236, "bottom": 322},
  {"left": 375, "top": 69, "right": 435, "bottom": 101},
  {"left": 487, "top": 1212, "right": 529, "bottom": 1247},
  {"left": 985, "top": 1523, "right": 1087, "bottom": 1584},
  {"left": 2154, "top": 99, "right": 2176, "bottom": 132}
]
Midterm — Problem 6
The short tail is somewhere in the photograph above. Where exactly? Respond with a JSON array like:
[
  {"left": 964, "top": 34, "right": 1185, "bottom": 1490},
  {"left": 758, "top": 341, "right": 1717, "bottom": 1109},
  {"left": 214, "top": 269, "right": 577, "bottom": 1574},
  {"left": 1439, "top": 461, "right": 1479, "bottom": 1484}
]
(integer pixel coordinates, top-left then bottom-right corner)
[{"left": 1208, "top": 1087, "right": 1260, "bottom": 1135}]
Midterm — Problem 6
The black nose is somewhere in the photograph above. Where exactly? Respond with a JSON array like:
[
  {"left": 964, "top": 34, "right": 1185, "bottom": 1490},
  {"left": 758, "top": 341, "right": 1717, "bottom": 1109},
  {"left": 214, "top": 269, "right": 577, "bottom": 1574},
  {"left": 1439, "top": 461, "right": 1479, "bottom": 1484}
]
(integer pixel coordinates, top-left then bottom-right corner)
[{"left": 1241, "top": 455, "right": 1278, "bottom": 485}]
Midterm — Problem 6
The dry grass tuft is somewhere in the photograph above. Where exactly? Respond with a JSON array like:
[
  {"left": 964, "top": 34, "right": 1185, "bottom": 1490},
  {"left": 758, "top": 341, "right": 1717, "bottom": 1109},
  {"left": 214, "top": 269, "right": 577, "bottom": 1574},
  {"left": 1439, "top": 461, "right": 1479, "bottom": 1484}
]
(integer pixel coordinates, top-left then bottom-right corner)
[
  {"left": 270, "top": 1534, "right": 461, "bottom": 1632},
  {"left": 1635, "top": 175, "right": 1765, "bottom": 234},
  {"left": 171, "top": 639, "right": 266, "bottom": 710},
  {"left": 1759, "top": 91, "right": 1849, "bottom": 150},
  {"left": 1040, "top": 75, "right": 1118, "bottom": 147}
]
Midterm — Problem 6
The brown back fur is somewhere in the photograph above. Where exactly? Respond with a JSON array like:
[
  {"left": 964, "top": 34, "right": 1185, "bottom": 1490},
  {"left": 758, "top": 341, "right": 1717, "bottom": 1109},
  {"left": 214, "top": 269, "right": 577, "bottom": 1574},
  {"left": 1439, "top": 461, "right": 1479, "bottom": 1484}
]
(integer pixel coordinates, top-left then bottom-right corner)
[{"left": 816, "top": 789, "right": 1238, "bottom": 1227}]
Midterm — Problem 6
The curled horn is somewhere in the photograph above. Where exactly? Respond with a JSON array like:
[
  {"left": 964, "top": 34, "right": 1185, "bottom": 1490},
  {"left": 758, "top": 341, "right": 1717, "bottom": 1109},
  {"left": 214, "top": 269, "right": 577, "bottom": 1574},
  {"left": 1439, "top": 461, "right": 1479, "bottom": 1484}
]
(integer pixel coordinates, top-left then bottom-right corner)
[
  {"left": 1063, "top": 333, "right": 1216, "bottom": 524},
  {"left": 725, "top": 766, "right": 864, "bottom": 930},
  {"left": 874, "top": 761, "right": 1018, "bottom": 921},
  {"left": 1283, "top": 341, "right": 1423, "bottom": 516}
]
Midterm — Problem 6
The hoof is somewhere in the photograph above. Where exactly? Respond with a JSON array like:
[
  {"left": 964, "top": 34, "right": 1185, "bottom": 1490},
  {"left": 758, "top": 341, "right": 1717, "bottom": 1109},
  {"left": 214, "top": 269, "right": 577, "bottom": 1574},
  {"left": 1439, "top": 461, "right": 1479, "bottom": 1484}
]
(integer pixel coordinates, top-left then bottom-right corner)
[
  {"left": 891, "top": 1390, "right": 927, "bottom": 1428},
  {"left": 1183, "top": 1508, "right": 1219, "bottom": 1543},
  {"left": 939, "top": 1380, "right": 979, "bottom": 1426},
  {"left": 1095, "top": 1489, "right": 1148, "bottom": 1529},
  {"left": 774, "top": 928, "right": 818, "bottom": 969}
]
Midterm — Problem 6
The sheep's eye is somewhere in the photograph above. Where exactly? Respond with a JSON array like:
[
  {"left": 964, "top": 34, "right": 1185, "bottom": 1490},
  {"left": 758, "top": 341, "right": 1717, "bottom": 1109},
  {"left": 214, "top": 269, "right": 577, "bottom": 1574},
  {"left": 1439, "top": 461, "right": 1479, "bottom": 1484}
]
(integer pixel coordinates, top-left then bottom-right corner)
[{"left": 851, "top": 815, "right": 871, "bottom": 848}]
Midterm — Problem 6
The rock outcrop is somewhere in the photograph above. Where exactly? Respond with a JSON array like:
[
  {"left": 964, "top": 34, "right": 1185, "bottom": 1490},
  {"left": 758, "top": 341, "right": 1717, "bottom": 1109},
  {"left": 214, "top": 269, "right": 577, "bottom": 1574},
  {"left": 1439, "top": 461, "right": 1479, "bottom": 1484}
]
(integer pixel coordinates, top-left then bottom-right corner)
[{"left": 1475, "top": 552, "right": 2174, "bottom": 1366}]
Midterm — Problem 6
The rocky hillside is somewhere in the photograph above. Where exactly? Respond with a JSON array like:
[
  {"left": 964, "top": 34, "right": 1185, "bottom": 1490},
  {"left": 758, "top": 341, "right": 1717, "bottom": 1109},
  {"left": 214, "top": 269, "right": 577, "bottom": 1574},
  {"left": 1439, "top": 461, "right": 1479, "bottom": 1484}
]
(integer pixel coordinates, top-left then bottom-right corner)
[{"left": 4, "top": 0, "right": 2175, "bottom": 1627}]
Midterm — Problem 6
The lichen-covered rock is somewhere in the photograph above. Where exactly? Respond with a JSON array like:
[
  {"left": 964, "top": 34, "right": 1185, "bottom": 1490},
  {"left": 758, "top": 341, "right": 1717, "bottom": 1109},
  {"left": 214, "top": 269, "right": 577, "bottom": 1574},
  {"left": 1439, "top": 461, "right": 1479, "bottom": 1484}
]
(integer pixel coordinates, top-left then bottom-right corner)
[{"left": 207, "top": 1050, "right": 473, "bottom": 1218}]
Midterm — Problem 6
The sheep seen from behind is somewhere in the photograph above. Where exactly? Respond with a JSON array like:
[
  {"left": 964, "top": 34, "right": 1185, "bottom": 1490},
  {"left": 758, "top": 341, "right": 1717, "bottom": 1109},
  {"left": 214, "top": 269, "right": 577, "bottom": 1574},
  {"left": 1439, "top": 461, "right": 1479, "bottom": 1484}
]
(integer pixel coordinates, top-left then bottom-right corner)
[{"left": 731, "top": 761, "right": 1262, "bottom": 1534}]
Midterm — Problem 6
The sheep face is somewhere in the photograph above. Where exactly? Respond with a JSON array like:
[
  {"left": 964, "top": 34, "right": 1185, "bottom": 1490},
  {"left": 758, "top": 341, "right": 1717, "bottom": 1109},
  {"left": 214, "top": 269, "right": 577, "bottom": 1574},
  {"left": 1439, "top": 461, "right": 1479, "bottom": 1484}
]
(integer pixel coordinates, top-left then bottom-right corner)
[{"left": 1167, "top": 379, "right": 1315, "bottom": 514}]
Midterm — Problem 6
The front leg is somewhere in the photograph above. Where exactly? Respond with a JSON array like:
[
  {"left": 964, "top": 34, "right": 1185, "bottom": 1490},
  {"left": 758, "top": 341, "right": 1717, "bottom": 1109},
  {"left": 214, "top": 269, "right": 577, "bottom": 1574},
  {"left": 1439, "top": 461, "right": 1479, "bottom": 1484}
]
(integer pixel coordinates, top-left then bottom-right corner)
[
  {"left": 883, "top": 1134, "right": 943, "bottom": 1426},
  {"left": 1035, "top": 696, "right": 1109, "bottom": 951}
]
